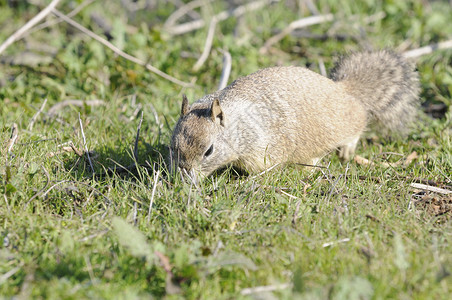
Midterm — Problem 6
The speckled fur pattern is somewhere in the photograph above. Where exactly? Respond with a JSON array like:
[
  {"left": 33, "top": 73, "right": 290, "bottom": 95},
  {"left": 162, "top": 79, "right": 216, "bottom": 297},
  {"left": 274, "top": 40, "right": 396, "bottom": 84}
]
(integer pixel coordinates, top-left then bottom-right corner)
[
  {"left": 330, "top": 50, "right": 420, "bottom": 133},
  {"left": 169, "top": 50, "right": 420, "bottom": 178}
]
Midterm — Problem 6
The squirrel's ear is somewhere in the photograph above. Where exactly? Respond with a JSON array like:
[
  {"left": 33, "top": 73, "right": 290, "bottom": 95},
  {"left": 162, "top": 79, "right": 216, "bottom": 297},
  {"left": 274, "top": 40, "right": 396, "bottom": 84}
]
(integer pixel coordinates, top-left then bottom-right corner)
[
  {"left": 181, "top": 94, "right": 189, "bottom": 116},
  {"left": 211, "top": 98, "right": 224, "bottom": 126}
]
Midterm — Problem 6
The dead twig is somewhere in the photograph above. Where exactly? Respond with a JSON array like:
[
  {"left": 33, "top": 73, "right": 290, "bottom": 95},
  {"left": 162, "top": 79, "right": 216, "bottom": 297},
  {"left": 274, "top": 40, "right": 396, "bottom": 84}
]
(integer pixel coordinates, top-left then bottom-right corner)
[
  {"left": 78, "top": 230, "right": 109, "bottom": 242},
  {"left": 0, "top": 0, "right": 62, "bottom": 55},
  {"left": 280, "top": 190, "right": 299, "bottom": 200},
  {"left": 69, "top": 141, "right": 85, "bottom": 156},
  {"left": 260, "top": 14, "right": 334, "bottom": 54},
  {"left": 403, "top": 151, "right": 418, "bottom": 167},
  {"left": 147, "top": 169, "right": 161, "bottom": 220},
  {"left": 410, "top": 183, "right": 452, "bottom": 195},
  {"left": 354, "top": 152, "right": 418, "bottom": 168},
  {"left": 133, "top": 111, "right": 144, "bottom": 162},
  {"left": 322, "top": 237, "right": 350, "bottom": 248},
  {"left": 304, "top": 0, "right": 320, "bottom": 15},
  {"left": 166, "top": 0, "right": 270, "bottom": 35},
  {"left": 47, "top": 147, "right": 75, "bottom": 157},
  {"left": 148, "top": 103, "right": 161, "bottom": 128},
  {"left": 250, "top": 163, "right": 280, "bottom": 179},
  {"left": 354, "top": 155, "right": 375, "bottom": 166},
  {"left": 121, "top": 0, "right": 150, "bottom": 12},
  {"left": 295, "top": 162, "right": 327, "bottom": 168},
  {"left": 164, "top": 0, "right": 211, "bottom": 28},
  {"left": 52, "top": 9, "right": 192, "bottom": 87},
  {"left": 292, "top": 200, "right": 302, "bottom": 225},
  {"left": 193, "top": 18, "right": 217, "bottom": 71},
  {"left": 218, "top": 49, "right": 231, "bottom": 90},
  {"left": 78, "top": 113, "right": 95, "bottom": 174},
  {"left": 0, "top": 262, "right": 25, "bottom": 285},
  {"left": 128, "top": 103, "right": 142, "bottom": 122},
  {"left": 241, "top": 283, "right": 292, "bottom": 295},
  {"left": 155, "top": 250, "right": 172, "bottom": 274},
  {"left": 403, "top": 39, "right": 452, "bottom": 59},
  {"left": 318, "top": 58, "right": 327, "bottom": 77},
  {"left": 155, "top": 250, "right": 182, "bottom": 294},
  {"left": 28, "top": 98, "right": 47, "bottom": 130},
  {"left": 7, "top": 123, "right": 19, "bottom": 154},
  {"left": 84, "top": 255, "right": 96, "bottom": 282},
  {"left": 48, "top": 99, "right": 105, "bottom": 116},
  {"left": 354, "top": 155, "right": 395, "bottom": 167},
  {"left": 326, "top": 173, "right": 343, "bottom": 204},
  {"left": 47, "top": 141, "right": 84, "bottom": 157},
  {"left": 21, "top": 0, "right": 95, "bottom": 40}
]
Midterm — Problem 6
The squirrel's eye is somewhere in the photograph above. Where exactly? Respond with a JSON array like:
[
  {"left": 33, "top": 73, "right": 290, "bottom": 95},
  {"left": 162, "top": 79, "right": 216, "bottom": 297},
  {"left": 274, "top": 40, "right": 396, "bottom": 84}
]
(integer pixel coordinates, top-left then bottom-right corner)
[{"left": 204, "top": 145, "right": 213, "bottom": 157}]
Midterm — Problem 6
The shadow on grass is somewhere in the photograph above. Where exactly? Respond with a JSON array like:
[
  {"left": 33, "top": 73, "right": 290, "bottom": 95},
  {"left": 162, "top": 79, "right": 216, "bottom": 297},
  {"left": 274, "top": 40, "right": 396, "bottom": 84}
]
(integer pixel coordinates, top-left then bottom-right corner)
[{"left": 62, "top": 138, "right": 170, "bottom": 183}]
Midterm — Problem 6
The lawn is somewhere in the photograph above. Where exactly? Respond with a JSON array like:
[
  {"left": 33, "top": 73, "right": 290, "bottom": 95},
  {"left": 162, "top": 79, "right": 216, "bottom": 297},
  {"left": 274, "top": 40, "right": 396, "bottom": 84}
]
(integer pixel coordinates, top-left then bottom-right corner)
[{"left": 1, "top": 0, "right": 451, "bottom": 299}]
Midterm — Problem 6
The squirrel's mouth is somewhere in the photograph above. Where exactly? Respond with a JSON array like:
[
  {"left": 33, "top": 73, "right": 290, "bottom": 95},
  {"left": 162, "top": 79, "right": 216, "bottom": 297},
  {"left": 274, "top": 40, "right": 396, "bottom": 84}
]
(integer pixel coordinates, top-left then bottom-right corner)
[{"left": 178, "top": 167, "right": 207, "bottom": 186}]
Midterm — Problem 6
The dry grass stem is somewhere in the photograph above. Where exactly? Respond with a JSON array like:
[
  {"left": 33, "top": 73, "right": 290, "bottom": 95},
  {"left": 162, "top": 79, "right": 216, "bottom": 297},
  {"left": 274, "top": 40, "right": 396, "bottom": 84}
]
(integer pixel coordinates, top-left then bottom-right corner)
[
  {"left": 84, "top": 255, "right": 96, "bottom": 282},
  {"left": 48, "top": 99, "right": 105, "bottom": 116},
  {"left": 304, "top": 0, "right": 320, "bottom": 15},
  {"left": 250, "top": 163, "right": 281, "bottom": 179},
  {"left": 355, "top": 152, "right": 418, "bottom": 168},
  {"left": 28, "top": 98, "right": 47, "bottom": 130},
  {"left": 7, "top": 123, "right": 19, "bottom": 154},
  {"left": 403, "top": 151, "right": 418, "bottom": 166},
  {"left": 280, "top": 190, "right": 299, "bottom": 200},
  {"left": 403, "top": 39, "right": 452, "bottom": 59},
  {"left": 0, "top": 0, "right": 62, "bottom": 55},
  {"left": 241, "top": 283, "right": 292, "bottom": 295},
  {"left": 410, "top": 183, "right": 452, "bottom": 195},
  {"left": 166, "top": 0, "right": 270, "bottom": 35},
  {"left": 294, "top": 162, "right": 327, "bottom": 168},
  {"left": 260, "top": 14, "right": 334, "bottom": 54},
  {"left": 47, "top": 141, "right": 84, "bottom": 157},
  {"left": 148, "top": 103, "right": 161, "bottom": 127},
  {"left": 164, "top": 0, "right": 212, "bottom": 28},
  {"left": 318, "top": 58, "right": 327, "bottom": 77},
  {"left": 69, "top": 141, "right": 85, "bottom": 156},
  {"left": 354, "top": 155, "right": 376, "bottom": 166},
  {"left": 218, "top": 49, "right": 232, "bottom": 90},
  {"left": 52, "top": 9, "right": 193, "bottom": 87},
  {"left": 133, "top": 111, "right": 144, "bottom": 162},
  {"left": 193, "top": 18, "right": 217, "bottom": 71},
  {"left": 21, "top": 0, "right": 95, "bottom": 39},
  {"left": 128, "top": 104, "right": 143, "bottom": 122},
  {"left": 292, "top": 200, "right": 302, "bottom": 224},
  {"left": 147, "top": 169, "right": 161, "bottom": 220},
  {"left": 78, "top": 113, "right": 95, "bottom": 173},
  {"left": 322, "top": 237, "right": 350, "bottom": 248},
  {"left": 78, "top": 230, "right": 109, "bottom": 242},
  {"left": 0, "top": 263, "right": 25, "bottom": 284}
]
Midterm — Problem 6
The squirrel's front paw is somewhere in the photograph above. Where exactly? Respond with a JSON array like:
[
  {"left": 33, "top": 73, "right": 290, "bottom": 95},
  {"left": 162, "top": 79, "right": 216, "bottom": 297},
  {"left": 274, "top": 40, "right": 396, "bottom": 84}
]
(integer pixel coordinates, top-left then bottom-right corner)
[{"left": 338, "top": 136, "right": 360, "bottom": 161}]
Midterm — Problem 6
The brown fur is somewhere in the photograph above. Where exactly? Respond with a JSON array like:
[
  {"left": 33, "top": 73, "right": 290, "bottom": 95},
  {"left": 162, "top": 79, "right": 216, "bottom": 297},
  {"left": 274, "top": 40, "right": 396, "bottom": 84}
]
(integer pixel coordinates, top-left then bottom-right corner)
[{"left": 169, "top": 50, "right": 420, "bottom": 179}]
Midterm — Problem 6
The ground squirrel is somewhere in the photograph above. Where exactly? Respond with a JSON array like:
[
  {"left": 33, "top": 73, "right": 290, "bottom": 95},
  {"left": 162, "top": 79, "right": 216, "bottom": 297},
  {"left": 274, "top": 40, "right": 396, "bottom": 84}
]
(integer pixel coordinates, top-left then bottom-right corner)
[{"left": 169, "top": 50, "right": 420, "bottom": 180}]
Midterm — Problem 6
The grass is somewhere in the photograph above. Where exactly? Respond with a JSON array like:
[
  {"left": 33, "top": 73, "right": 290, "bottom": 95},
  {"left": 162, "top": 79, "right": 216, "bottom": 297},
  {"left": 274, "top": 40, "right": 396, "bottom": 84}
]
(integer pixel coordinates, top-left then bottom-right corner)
[{"left": 1, "top": 0, "right": 451, "bottom": 298}]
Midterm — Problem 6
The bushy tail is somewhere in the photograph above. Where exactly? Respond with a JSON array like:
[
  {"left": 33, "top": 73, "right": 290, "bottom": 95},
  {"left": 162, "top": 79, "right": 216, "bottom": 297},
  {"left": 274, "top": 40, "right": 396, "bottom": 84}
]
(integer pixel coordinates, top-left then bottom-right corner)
[{"left": 330, "top": 50, "right": 420, "bottom": 133}]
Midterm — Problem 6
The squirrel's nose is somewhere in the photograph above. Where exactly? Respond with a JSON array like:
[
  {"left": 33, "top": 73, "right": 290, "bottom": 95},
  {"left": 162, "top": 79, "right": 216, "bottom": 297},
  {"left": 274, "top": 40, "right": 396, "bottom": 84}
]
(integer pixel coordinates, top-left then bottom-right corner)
[{"left": 178, "top": 160, "right": 192, "bottom": 172}]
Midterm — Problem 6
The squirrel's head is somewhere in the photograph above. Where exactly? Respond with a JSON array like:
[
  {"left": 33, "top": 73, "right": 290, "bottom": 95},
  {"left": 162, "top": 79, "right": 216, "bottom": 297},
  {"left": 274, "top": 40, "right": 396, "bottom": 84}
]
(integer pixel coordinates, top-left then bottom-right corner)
[{"left": 169, "top": 95, "right": 234, "bottom": 181}]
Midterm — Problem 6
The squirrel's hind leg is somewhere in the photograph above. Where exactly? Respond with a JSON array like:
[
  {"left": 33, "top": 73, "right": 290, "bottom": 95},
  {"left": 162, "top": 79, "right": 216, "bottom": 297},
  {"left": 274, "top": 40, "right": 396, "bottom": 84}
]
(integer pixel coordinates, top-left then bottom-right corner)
[{"left": 338, "top": 135, "right": 360, "bottom": 161}]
